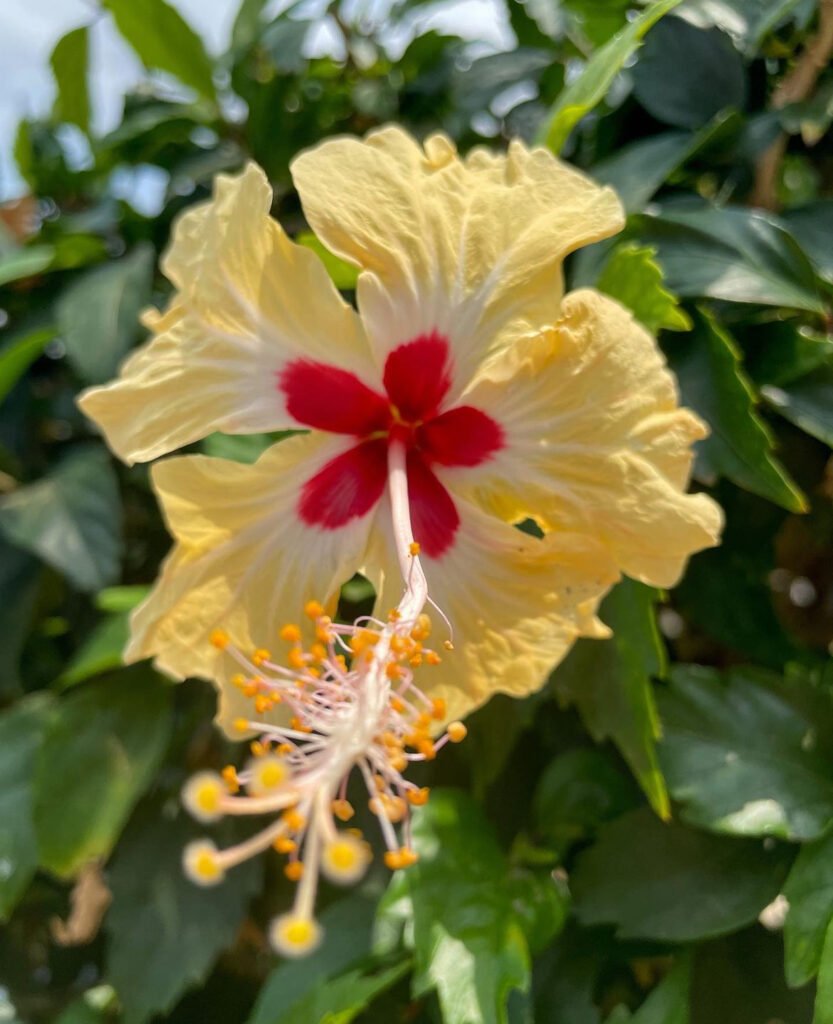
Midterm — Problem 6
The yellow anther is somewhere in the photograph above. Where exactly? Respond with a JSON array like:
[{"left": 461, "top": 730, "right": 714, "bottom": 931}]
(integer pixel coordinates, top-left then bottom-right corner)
[
  {"left": 447, "top": 721, "right": 467, "bottom": 743},
  {"left": 407, "top": 787, "right": 430, "bottom": 806},
  {"left": 416, "top": 712, "right": 432, "bottom": 729},
  {"left": 279, "top": 623, "right": 302, "bottom": 643},
  {"left": 431, "top": 698, "right": 447, "bottom": 721},
  {"left": 425, "top": 651, "right": 442, "bottom": 666},
  {"left": 252, "top": 648, "right": 271, "bottom": 667},
  {"left": 288, "top": 647, "right": 306, "bottom": 670},
  {"left": 269, "top": 914, "right": 322, "bottom": 958},
  {"left": 418, "top": 738, "right": 436, "bottom": 760},
  {"left": 254, "top": 695, "right": 273, "bottom": 714},
  {"left": 183, "top": 840, "right": 225, "bottom": 887},
  {"left": 243, "top": 681, "right": 258, "bottom": 698},
  {"left": 209, "top": 628, "right": 229, "bottom": 650},
  {"left": 390, "top": 696, "right": 405, "bottom": 713},
  {"left": 282, "top": 808, "right": 306, "bottom": 833},
  {"left": 443, "top": 640, "right": 455, "bottom": 651},
  {"left": 250, "top": 740, "right": 266, "bottom": 758},
  {"left": 388, "top": 608, "right": 401, "bottom": 622},
  {"left": 315, "top": 619, "right": 334, "bottom": 643},
  {"left": 233, "top": 718, "right": 250, "bottom": 733},
  {"left": 247, "top": 754, "right": 289, "bottom": 795},
  {"left": 386, "top": 662, "right": 403, "bottom": 680},
  {"left": 284, "top": 861, "right": 303, "bottom": 882},
  {"left": 310, "top": 642, "right": 328, "bottom": 662},
  {"left": 221, "top": 765, "right": 239, "bottom": 794},
  {"left": 384, "top": 849, "right": 403, "bottom": 870},
  {"left": 332, "top": 799, "right": 355, "bottom": 822},
  {"left": 409, "top": 653, "right": 423, "bottom": 667},
  {"left": 409, "top": 541, "right": 421, "bottom": 556},
  {"left": 304, "top": 600, "right": 325, "bottom": 620},
  {"left": 411, "top": 614, "right": 432, "bottom": 641},
  {"left": 182, "top": 771, "right": 225, "bottom": 823},
  {"left": 399, "top": 848, "right": 419, "bottom": 868},
  {"left": 322, "top": 833, "right": 370, "bottom": 885},
  {"left": 391, "top": 754, "right": 408, "bottom": 772},
  {"left": 289, "top": 715, "right": 312, "bottom": 734},
  {"left": 276, "top": 743, "right": 293, "bottom": 756},
  {"left": 273, "top": 836, "right": 297, "bottom": 854},
  {"left": 231, "top": 673, "right": 246, "bottom": 689}
]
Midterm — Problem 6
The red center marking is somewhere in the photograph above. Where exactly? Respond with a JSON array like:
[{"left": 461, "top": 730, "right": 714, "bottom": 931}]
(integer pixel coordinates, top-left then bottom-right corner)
[{"left": 278, "top": 334, "right": 503, "bottom": 558}]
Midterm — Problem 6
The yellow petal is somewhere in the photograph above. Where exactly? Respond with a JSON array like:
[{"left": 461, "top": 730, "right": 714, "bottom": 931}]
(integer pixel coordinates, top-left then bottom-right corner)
[
  {"left": 79, "top": 163, "right": 372, "bottom": 464},
  {"left": 290, "top": 126, "right": 624, "bottom": 394},
  {"left": 125, "top": 434, "right": 376, "bottom": 686},
  {"left": 460, "top": 288, "right": 723, "bottom": 587},
  {"left": 370, "top": 498, "right": 620, "bottom": 723}
]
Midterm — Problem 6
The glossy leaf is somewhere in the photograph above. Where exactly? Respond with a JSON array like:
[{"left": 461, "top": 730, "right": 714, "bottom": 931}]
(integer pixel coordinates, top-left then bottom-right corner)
[
  {"left": 597, "top": 243, "right": 691, "bottom": 333},
  {"left": 58, "top": 244, "right": 154, "bottom": 384},
  {"left": 664, "top": 309, "right": 807, "bottom": 513},
  {"left": 0, "top": 446, "right": 123, "bottom": 593},
  {"left": 784, "top": 829, "right": 833, "bottom": 987},
  {"left": 33, "top": 672, "right": 171, "bottom": 877},
  {"left": 762, "top": 366, "right": 833, "bottom": 449},
  {"left": 632, "top": 17, "right": 746, "bottom": 129},
  {"left": 540, "top": 0, "right": 682, "bottom": 152},
  {"left": 0, "top": 326, "right": 55, "bottom": 404},
  {"left": 0, "top": 695, "right": 52, "bottom": 919},
  {"left": 274, "top": 961, "right": 411, "bottom": 1024},
  {"left": 572, "top": 806, "right": 792, "bottom": 942},
  {"left": 782, "top": 200, "right": 833, "bottom": 282},
  {"left": 658, "top": 665, "right": 833, "bottom": 840},
  {"left": 51, "top": 27, "right": 90, "bottom": 133},
  {"left": 0, "top": 535, "right": 42, "bottom": 695},
  {"left": 551, "top": 579, "right": 670, "bottom": 818},
  {"left": 102, "top": 0, "right": 216, "bottom": 101},
  {"left": 59, "top": 613, "right": 130, "bottom": 689},
  {"left": 107, "top": 804, "right": 261, "bottom": 1024}
]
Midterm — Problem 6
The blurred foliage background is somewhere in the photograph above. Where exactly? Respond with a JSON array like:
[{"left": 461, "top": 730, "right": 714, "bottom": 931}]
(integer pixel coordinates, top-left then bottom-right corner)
[{"left": 2, "top": 0, "right": 833, "bottom": 1021}]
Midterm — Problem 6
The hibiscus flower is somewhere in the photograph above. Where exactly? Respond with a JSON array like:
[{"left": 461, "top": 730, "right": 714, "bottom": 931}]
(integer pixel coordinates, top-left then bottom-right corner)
[{"left": 78, "top": 127, "right": 721, "bottom": 954}]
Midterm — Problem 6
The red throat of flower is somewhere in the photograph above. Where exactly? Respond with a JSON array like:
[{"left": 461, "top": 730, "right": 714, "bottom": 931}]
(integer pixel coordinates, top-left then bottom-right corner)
[{"left": 279, "top": 333, "right": 504, "bottom": 557}]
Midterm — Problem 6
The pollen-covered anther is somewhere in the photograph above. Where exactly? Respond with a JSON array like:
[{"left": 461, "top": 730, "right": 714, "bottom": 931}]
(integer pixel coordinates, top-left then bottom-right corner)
[
  {"left": 279, "top": 623, "right": 302, "bottom": 643},
  {"left": 252, "top": 648, "right": 271, "bottom": 667},
  {"left": 431, "top": 697, "right": 447, "bottom": 721},
  {"left": 282, "top": 808, "right": 306, "bottom": 833},
  {"left": 284, "top": 861, "right": 304, "bottom": 881},
  {"left": 209, "top": 628, "right": 229, "bottom": 650},
  {"left": 246, "top": 754, "right": 290, "bottom": 796},
  {"left": 406, "top": 787, "right": 430, "bottom": 806},
  {"left": 304, "top": 599, "right": 325, "bottom": 620},
  {"left": 269, "top": 914, "right": 322, "bottom": 958},
  {"left": 273, "top": 836, "right": 297, "bottom": 854},
  {"left": 384, "top": 847, "right": 419, "bottom": 871},
  {"left": 409, "top": 541, "right": 421, "bottom": 556},
  {"left": 322, "top": 832, "right": 370, "bottom": 885},
  {"left": 182, "top": 771, "right": 226, "bottom": 823},
  {"left": 447, "top": 721, "right": 467, "bottom": 743},
  {"left": 332, "top": 799, "right": 355, "bottom": 822},
  {"left": 183, "top": 840, "right": 225, "bottom": 886},
  {"left": 222, "top": 765, "right": 240, "bottom": 794}
]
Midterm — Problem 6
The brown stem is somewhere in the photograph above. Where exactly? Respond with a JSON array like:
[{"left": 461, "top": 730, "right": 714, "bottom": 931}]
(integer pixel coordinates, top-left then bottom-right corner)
[{"left": 751, "top": 0, "right": 833, "bottom": 211}]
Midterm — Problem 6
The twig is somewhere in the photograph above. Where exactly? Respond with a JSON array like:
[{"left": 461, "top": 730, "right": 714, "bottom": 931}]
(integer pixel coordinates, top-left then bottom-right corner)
[{"left": 751, "top": 0, "right": 833, "bottom": 211}]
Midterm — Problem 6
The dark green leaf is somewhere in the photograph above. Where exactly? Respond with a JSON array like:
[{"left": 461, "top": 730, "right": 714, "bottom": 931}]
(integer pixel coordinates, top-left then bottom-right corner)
[
  {"left": 102, "top": 0, "right": 217, "bottom": 101},
  {"left": 107, "top": 804, "right": 261, "bottom": 1024},
  {"left": 59, "top": 613, "right": 130, "bottom": 689},
  {"left": 0, "top": 446, "right": 123, "bottom": 593},
  {"left": 0, "top": 326, "right": 55, "bottom": 404},
  {"left": 572, "top": 806, "right": 792, "bottom": 941},
  {"left": 784, "top": 829, "right": 833, "bottom": 987},
  {"left": 552, "top": 579, "right": 670, "bottom": 818},
  {"left": 58, "top": 245, "right": 154, "bottom": 384},
  {"left": 664, "top": 309, "right": 807, "bottom": 512},
  {"left": 658, "top": 665, "right": 833, "bottom": 840},
  {"left": 51, "top": 27, "right": 90, "bottom": 133},
  {"left": 274, "top": 961, "right": 411, "bottom": 1024},
  {"left": 597, "top": 243, "right": 690, "bottom": 333},
  {"left": 610, "top": 956, "right": 691, "bottom": 1024},
  {"left": 633, "top": 17, "right": 746, "bottom": 129},
  {"left": 635, "top": 205, "right": 826, "bottom": 312},
  {"left": 763, "top": 365, "right": 833, "bottom": 449},
  {"left": 0, "top": 695, "right": 52, "bottom": 919},
  {"left": 782, "top": 200, "right": 833, "bottom": 282},
  {"left": 379, "top": 789, "right": 532, "bottom": 1024},
  {"left": 33, "top": 672, "right": 171, "bottom": 877},
  {"left": 229, "top": 0, "right": 273, "bottom": 55},
  {"left": 0, "top": 536, "right": 42, "bottom": 696},
  {"left": 540, "top": 0, "right": 683, "bottom": 152}
]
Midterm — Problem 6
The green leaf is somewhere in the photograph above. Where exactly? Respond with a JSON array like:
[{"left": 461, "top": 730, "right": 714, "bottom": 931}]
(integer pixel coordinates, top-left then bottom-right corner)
[
  {"left": 632, "top": 17, "right": 746, "bottom": 129},
  {"left": 539, "top": 0, "right": 683, "bottom": 152},
  {"left": 249, "top": 893, "right": 379, "bottom": 1024},
  {"left": 782, "top": 200, "right": 833, "bottom": 282},
  {"left": 107, "top": 804, "right": 261, "bottom": 1024},
  {"left": 0, "top": 695, "right": 52, "bottom": 920},
  {"left": 102, "top": 0, "right": 217, "bottom": 101},
  {"left": 784, "top": 829, "right": 833, "bottom": 987},
  {"left": 762, "top": 366, "right": 833, "bottom": 449},
  {"left": 296, "top": 232, "right": 359, "bottom": 291},
  {"left": 551, "top": 579, "right": 670, "bottom": 818},
  {"left": 33, "top": 672, "right": 171, "bottom": 877},
  {"left": 0, "top": 536, "right": 42, "bottom": 696},
  {"left": 229, "top": 0, "right": 273, "bottom": 55},
  {"left": 379, "top": 789, "right": 534, "bottom": 1024},
  {"left": 0, "top": 446, "right": 124, "bottom": 593},
  {"left": 591, "top": 112, "right": 740, "bottom": 214},
  {"left": 572, "top": 806, "right": 792, "bottom": 942},
  {"left": 597, "top": 243, "right": 691, "bottom": 333},
  {"left": 816, "top": 924, "right": 833, "bottom": 1024},
  {"left": 610, "top": 956, "right": 691, "bottom": 1024},
  {"left": 0, "top": 245, "right": 55, "bottom": 286},
  {"left": 634, "top": 204, "right": 826, "bottom": 313},
  {"left": 658, "top": 665, "right": 833, "bottom": 840},
  {"left": 0, "top": 326, "right": 55, "bottom": 404},
  {"left": 95, "top": 584, "right": 150, "bottom": 613},
  {"left": 57, "top": 245, "right": 154, "bottom": 384},
  {"left": 59, "top": 613, "right": 130, "bottom": 689},
  {"left": 51, "top": 27, "right": 90, "bottom": 133},
  {"left": 664, "top": 309, "right": 807, "bottom": 512},
  {"left": 273, "top": 961, "right": 411, "bottom": 1024}
]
